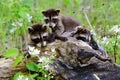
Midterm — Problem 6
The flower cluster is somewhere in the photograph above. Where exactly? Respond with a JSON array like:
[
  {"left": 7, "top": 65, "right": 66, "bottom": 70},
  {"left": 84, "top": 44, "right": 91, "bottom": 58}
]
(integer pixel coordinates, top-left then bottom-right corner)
[
  {"left": 109, "top": 25, "right": 120, "bottom": 33},
  {"left": 27, "top": 14, "right": 32, "bottom": 22},
  {"left": 11, "top": 18, "right": 23, "bottom": 27},
  {"left": 28, "top": 46, "right": 40, "bottom": 56},
  {"left": 38, "top": 56, "right": 49, "bottom": 63},
  {"left": 10, "top": 18, "right": 23, "bottom": 33},
  {"left": 101, "top": 37, "right": 109, "bottom": 45},
  {"left": 17, "top": 75, "right": 28, "bottom": 80},
  {"left": 10, "top": 13, "right": 32, "bottom": 33}
]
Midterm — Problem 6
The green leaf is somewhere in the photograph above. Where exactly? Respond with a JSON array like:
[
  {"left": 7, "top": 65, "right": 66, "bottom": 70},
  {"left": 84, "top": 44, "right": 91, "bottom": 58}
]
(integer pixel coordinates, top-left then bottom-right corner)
[
  {"left": 26, "top": 62, "right": 38, "bottom": 72},
  {"left": 3, "top": 48, "right": 19, "bottom": 58},
  {"left": 13, "top": 72, "right": 23, "bottom": 80},
  {"left": 14, "top": 55, "right": 23, "bottom": 67},
  {"left": 31, "top": 73, "right": 39, "bottom": 78}
]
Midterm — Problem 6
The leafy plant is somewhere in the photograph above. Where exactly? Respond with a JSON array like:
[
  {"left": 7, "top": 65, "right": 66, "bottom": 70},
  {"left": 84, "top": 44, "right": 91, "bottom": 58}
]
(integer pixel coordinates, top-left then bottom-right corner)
[
  {"left": 26, "top": 62, "right": 39, "bottom": 72},
  {"left": 14, "top": 55, "right": 23, "bottom": 67},
  {"left": 3, "top": 48, "right": 19, "bottom": 58}
]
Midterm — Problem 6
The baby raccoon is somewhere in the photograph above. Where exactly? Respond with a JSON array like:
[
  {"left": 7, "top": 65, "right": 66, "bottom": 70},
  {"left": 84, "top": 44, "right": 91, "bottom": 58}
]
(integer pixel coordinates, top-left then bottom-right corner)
[
  {"left": 25, "top": 23, "right": 68, "bottom": 58},
  {"left": 71, "top": 26, "right": 99, "bottom": 50},
  {"left": 71, "top": 26, "right": 91, "bottom": 42},
  {"left": 27, "top": 23, "right": 68, "bottom": 47},
  {"left": 42, "top": 8, "right": 81, "bottom": 35},
  {"left": 71, "top": 26, "right": 108, "bottom": 56},
  {"left": 27, "top": 23, "right": 48, "bottom": 47}
]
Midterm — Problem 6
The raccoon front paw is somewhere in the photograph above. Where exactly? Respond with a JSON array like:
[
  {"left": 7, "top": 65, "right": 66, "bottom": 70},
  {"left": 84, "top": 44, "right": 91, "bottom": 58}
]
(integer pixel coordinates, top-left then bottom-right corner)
[
  {"left": 107, "top": 57, "right": 113, "bottom": 63},
  {"left": 24, "top": 51, "right": 31, "bottom": 58},
  {"left": 55, "top": 35, "right": 68, "bottom": 41}
]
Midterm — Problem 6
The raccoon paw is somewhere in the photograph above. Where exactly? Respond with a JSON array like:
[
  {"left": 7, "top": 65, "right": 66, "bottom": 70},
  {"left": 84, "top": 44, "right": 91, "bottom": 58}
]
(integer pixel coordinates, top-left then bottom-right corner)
[
  {"left": 107, "top": 57, "right": 113, "bottom": 63},
  {"left": 24, "top": 51, "right": 31, "bottom": 58},
  {"left": 55, "top": 35, "right": 68, "bottom": 41}
]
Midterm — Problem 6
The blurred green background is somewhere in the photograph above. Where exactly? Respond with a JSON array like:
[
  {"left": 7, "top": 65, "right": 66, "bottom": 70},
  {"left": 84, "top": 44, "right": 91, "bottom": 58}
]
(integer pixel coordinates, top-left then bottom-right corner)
[{"left": 0, "top": 0, "right": 120, "bottom": 63}]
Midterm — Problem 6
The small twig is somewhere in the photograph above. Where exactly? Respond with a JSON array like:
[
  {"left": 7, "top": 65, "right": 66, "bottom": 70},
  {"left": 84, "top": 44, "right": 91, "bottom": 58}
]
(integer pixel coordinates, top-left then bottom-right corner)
[
  {"left": 82, "top": 8, "right": 97, "bottom": 37},
  {"left": 83, "top": 9, "right": 92, "bottom": 29},
  {"left": 113, "top": 32, "right": 118, "bottom": 63}
]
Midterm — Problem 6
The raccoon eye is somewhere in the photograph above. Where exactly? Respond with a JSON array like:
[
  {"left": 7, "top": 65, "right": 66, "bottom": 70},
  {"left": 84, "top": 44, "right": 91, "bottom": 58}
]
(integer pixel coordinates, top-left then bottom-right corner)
[
  {"left": 32, "top": 38, "right": 40, "bottom": 43},
  {"left": 31, "top": 31, "right": 35, "bottom": 34},
  {"left": 52, "top": 18, "right": 58, "bottom": 23},
  {"left": 76, "top": 36, "right": 87, "bottom": 41},
  {"left": 44, "top": 19, "right": 49, "bottom": 23}
]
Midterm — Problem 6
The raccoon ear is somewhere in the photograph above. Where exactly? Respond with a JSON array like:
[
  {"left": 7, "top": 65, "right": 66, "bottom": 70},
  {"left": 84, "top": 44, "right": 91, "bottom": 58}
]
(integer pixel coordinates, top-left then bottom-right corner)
[
  {"left": 56, "top": 9, "right": 60, "bottom": 13},
  {"left": 28, "top": 27, "right": 34, "bottom": 33},
  {"left": 42, "top": 10, "right": 46, "bottom": 15},
  {"left": 42, "top": 24, "right": 47, "bottom": 29}
]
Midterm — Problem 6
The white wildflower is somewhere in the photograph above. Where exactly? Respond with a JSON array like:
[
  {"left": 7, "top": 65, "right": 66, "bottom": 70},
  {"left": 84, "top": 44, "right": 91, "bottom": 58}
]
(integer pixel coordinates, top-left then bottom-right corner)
[
  {"left": 10, "top": 28, "right": 17, "bottom": 33},
  {"left": 118, "top": 35, "right": 120, "bottom": 39},
  {"left": 112, "top": 41, "right": 115, "bottom": 44},
  {"left": 18, "top": 18, "right": 23, "bottom": 22},
  {"left": 28, "top": 46, "right": 40, "bottom": 56},
  {"left": 102, "top": 37, "right": 109, "bottom": 44},
  {"left": 44, "top": 74, "right": 47, "bottom": 77},
  {"left": 38, "top": 57, "right": 50, "bottom": 63},
  {"left": 51, "top": 48, "right": 55, "bottom": 52},
  {"left": 110, "top": 25, "right": 120, "bottom": 33},
  {"left": 17, "top": 22, "right": 22, "bottom": 27},
  {"left": 25, "top": 78, "right": 29, "bottom": 80},
  {"left": 44, "top": 64, "right": 51, "bottom": 70},
  {"left": 11, "top": 18, "right": 23, "bottom": 27},
  {"left": 11, "top": 22, "right": 16, "bottom": 27},
  {"left": 33, "top": 49, "right": 40, "bottom": 54},
  {"left": 102, "top": 37, "right": 107, "bottom": 43},
  {"left": 106, "top": 42, "right": 109, "bottom": 45},
  {"left": 38, "top": 57, "right": 47, "bottom": 62},
  {"left": 17, "top": 75, "right": 28, "bottom": 80},
  {"left": 28, "top": 46, "right": 35, "bottom": 51},
  {"left": 102, "top": 37, "right": 107, "bottom": 41},
  {"left": 51, "top": 75, "right": 54, "bottom": 78},
  {"left": 17, "top": 18, "right": 23, "bottom": 27},
  {"left": 91, "top": 29, "right": 96, "bottom": 36},
  {"left": 27, "top": 14, "right": 32, "bottom": 22},
  {"left": 17, "top": 75, "right": 24, "bottom": 80}
]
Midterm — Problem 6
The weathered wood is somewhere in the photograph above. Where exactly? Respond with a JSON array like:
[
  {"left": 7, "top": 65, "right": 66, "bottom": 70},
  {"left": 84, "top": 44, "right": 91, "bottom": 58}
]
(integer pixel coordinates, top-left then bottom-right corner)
[
  {"left": 0, "top": 58, "right": 27, "bottom": 80},
  {"left": 0, "top": 39, "right": 120, "bottom": 80}
]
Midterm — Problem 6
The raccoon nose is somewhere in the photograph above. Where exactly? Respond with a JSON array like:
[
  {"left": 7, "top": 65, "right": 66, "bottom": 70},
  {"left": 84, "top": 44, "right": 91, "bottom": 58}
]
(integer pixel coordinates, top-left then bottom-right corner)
[{"left": 32, "top": 38, "right": 40, "bottom": 43}]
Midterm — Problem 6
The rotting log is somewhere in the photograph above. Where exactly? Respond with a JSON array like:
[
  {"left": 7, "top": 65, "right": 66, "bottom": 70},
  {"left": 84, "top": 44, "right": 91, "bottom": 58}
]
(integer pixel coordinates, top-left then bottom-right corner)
[{"left": 0, "top": 39, "right": 120, "bottom": 80}]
